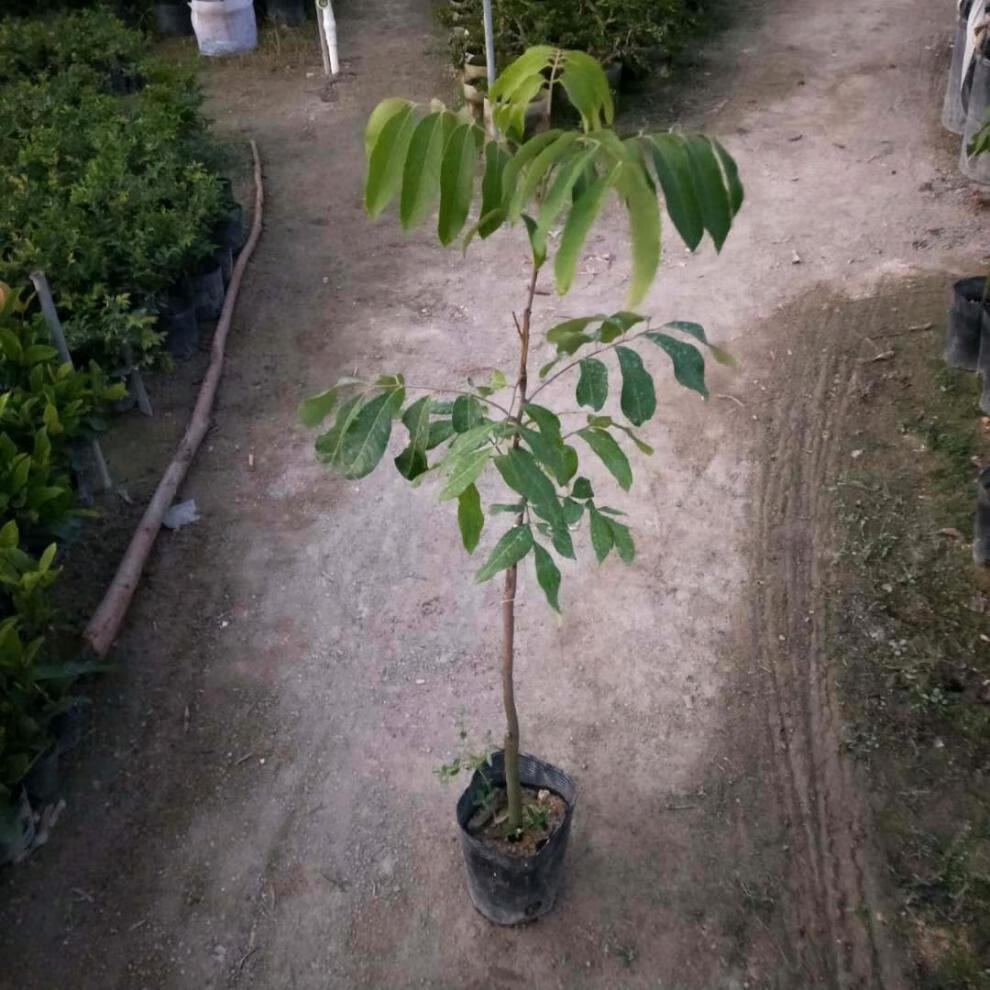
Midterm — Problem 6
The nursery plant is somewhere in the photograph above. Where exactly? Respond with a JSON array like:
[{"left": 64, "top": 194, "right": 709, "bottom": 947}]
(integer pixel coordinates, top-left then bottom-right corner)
[{"left": 300, "top": 47, "right": 742, "bottom": 921}]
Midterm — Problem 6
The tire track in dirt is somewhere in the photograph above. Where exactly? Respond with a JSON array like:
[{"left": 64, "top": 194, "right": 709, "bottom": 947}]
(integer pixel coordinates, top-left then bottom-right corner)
[{"left": 751, "top": 290, "right": 909, "bottom": 989}]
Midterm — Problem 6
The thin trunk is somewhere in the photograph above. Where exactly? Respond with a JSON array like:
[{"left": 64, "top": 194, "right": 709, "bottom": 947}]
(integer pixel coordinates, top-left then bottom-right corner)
[{"left": 502, "top": 262, "right": 540, "bottom": 833}]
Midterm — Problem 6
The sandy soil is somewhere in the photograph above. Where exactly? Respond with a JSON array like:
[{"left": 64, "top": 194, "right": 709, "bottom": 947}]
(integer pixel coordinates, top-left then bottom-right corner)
[{"left": 1, "top": 0, "right": 986, "bottom": 987}]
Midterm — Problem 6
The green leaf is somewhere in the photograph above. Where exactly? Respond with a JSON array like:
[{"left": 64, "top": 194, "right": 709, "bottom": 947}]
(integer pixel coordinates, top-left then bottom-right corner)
[
  {"left": 499, "top": 130, "right": 563, "bottom": 213},
  {"left": 572, "top": 477, "right": 594, "bottom": 499},
  {"left": 494, "top": 447, "right": 558, "bottom": 509},
  {"left": 683, "top": 134, "right": 732, "bottom": 251},
  {"left": 617, "top": 165, "right": 661, "bottom": 305},
  {"left": 438, "top": 123, "right": 480, "bottom": 246},
  {"left": 457, "top": 483, "right": 483, "bottom": 553},
  {"left": 452, "top": 395, "right": 484, "bottom": 432},
  {"left": 606, "top": 516, "right": 635, "bottom": 563},
  {"left": 524, "top": 403, "right": 562, "bottom": 442},
  {"left": 578, "top": 427, "right": 632, "bottom": 491},
  {"left": 336, "top": 388, "right": 405, "bottom": 479},
  {"left": 561, "top": 497, "right": 584, "bottom": 525},
  {"left": 712, "top": 138, "right": 744, "bottom": 215},
  {"left": 427, "top": 420, "right": 455, "bottom": 449},
  {"left": 555, "top": 163, "right": 620, "bottom": 296},
  {"left": 366, "top": 103, "right": 417, "bottom": 217},
  {"left": 489, "top": 46, "right": 555, "bottom": 104},
  {"left": 663, "top": 320, "right": 736, "bottom": 367},
  {"left": 533, "top": 543, "right": 561, "bottom": 612},
  {"left": 522, "top": 214, "right": 547, "bottom": 268},
  {"left": 558, "top": 49, "right": 614, "bottom": 131},
  {"left": 394, "top": 395, "right": 433, "bottom": 480},
  {"left": 298, "top": 377, "right": 362, "bottom": 428},
  {"left": 615, "top": 345, "right": 656, "bottom": 426},
  {"left": 0, "top": 520, "right": 17, "bottom": 549},
  {"left": 646, "top": 332, "right": 708, "bottom": 398},
  {"left": 439, "top": 446, "right": 492, "bottom": 501},
  {"left": 558, "top": 444, "right": 578, "bottom": 485},
  {"left": 598, "top": 311, "right": 645, "bottom": 343},
  {"left": 576, "top": 358, "right": 608, "bottom": 410},
  {"left": 616, "top": 424, "right": 654, "bottom": 455},
  {"left": 546, "top": 315, "right": 600, "bottom": 355},
  {"left": 475, "top": 525, "right": 534, "bottom": 582},
  {"left": 535, "top": 146, "right": 598, "bottom": 249},
  {"left": 598, "top": 505, "right": 626, "bottom": 516},
  {"left": 588, "top": 504, "right": 613, "bottom": 563},
  {"left": 508, "top": 132, "right": 580, "bottom": 221},
  {"left": 365, "top": 97, "right": 413, "bottom": 159},
  {"left": 400, "top": 112, "right": 448, "bottom": 229},
  {"left": 539, "top": 358, "right": 561, "bottom": 378},
  {"left": 480, "top": 141, "right": 511, "bottom": 238},
  {"left": 645, "top": 133, "right": 703, "bottom": 251}
]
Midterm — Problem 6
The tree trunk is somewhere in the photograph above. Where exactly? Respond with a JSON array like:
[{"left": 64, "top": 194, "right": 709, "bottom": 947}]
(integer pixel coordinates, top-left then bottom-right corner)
[{"left": 501, "top": 563, "right": 522, "bottom": 831}]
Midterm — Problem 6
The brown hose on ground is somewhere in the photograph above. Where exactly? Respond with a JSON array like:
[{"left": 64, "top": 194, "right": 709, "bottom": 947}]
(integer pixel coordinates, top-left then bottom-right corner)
[{"left": 84, "top": 140, "right": 264, "bottom": 657}]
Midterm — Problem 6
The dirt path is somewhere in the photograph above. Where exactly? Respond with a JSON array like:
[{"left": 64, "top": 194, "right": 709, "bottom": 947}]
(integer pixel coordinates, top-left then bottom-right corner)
[{"left": 0, "top": 1, "right": 984, "bottom": 987}]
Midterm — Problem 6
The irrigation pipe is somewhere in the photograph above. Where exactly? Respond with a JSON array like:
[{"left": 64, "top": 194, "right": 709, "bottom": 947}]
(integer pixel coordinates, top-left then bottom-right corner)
[{"left": 84, "top": 140, "right": 264, "bottom": 658}]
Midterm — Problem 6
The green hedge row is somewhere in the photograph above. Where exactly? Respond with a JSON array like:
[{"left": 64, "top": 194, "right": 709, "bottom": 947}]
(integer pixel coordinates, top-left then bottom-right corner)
[
  {"left": 436, "top": 0, "right": 702, "bottom": 79},
  {"left": 0, "top": 8, "right": 230, "bottom": 369}
]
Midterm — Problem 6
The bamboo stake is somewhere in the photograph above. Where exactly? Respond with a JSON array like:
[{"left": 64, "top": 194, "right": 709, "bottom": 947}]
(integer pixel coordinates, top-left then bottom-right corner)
[
  {"left": 29, "top": 271, "right": 113, "bottom": 492},
  {"left": 84, "top": 140, "right": 264, "bottom": 657}
]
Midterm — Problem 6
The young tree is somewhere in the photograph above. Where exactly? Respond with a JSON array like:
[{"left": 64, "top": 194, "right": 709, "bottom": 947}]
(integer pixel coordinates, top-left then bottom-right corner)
[{"left": 300, "top": 47, "right": 742, "bottom": 834}]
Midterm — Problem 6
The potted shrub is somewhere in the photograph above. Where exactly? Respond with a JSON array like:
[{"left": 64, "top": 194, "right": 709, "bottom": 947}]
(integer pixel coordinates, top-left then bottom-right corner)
[{"left": 300, "top": 47, "right": 742, "bottom": 924}]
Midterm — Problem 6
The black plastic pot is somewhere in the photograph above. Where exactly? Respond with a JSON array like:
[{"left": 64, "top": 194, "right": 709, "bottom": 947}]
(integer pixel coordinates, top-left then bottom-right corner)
[
  {"left": 154, "top": 2, "right": 193, "bottom": 37},
  {"left": 52, "top": 700, "right": 89, "bottom": 754},
  {"left": 266, "top": 0, "right": 305, "bottom": 27},
  {"left": 456, "top": 751, "right": 576, "bottom": 925},
  {"left": 108, "top": 66, "right": 145, "bottom": 94},
  {"left": 193, "top": 264, "right": 224, "bottom": 321},
  {"left": 23, "top": 746, "right": 59, "bottom": 806},
  {"left": 942, "top": 14, "right": 969, "bottom": 134},
  {"left": 975, "top": 467, "right": 990, "bottom": 566},
  {"left": 161, "top": 294, "right": 199, "bottom": 359},
  {"left": 979, "top": 307, "right": 990, "bottom": 415},
  {"left": 215, "top": 244, "right": 234, "bottom": 286},
  {"left": 215, "top": 204, "right": 247, "bottom": 256},
  {"left": 945, "top": 276, "right": 987, "bottom": 371}
]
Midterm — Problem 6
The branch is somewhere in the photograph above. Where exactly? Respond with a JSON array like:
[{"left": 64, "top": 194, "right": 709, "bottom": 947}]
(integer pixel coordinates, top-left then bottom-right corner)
[{"left": 528, "top": 325, "right": 653, "bottom": 402}]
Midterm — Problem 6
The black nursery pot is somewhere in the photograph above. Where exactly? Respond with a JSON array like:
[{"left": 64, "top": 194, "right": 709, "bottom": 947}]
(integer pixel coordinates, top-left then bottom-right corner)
[
  {"left": 945, "top": 276, "right": 988, "bottom": 371},
  {"left": 266, "top": 0, "right": 305, "bottom": 27},
  {"left": 161, "top": 292, "right": 199, "bottom": 359},
  {"left": 456, "top": 751, "right": 576, "bottom": 926},
  {"left": 215, "top": 204, "right": 247, "bottom": 256},
  {"left": 23, "top": 746, "right": 59, "bottom": 807},
  {"left": 193, "top": 263, "right": 225, "bottom": 321},
  {"left": 154, "top": 2, "right": 193, "bottom": 37}
]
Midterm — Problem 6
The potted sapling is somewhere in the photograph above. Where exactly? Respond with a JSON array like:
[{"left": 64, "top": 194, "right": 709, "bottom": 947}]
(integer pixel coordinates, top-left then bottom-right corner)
[{"left": 299, "top": 47, "right": 743, "bottom": 924}]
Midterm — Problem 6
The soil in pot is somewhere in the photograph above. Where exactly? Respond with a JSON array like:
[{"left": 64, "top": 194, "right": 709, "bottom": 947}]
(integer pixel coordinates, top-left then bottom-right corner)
[
  {"left": 154, "top": 2, "right": 193, "bottom": 37},
  {"left": 457, "top": 751, "right": 576, "bottom": 926},
  {"left": 945, "top": 275, "right": 988, "bottom": 371}
]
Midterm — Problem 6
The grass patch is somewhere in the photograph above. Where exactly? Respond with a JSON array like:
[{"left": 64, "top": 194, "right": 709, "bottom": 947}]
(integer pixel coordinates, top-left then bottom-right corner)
[{"left": 830, "top": 328, "right": 990, "bottom": 988}]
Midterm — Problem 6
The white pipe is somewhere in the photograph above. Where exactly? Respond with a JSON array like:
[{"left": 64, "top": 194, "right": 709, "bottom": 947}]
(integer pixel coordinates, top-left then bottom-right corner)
[
  {"left": 482, "top": 0, "right": 495, "bottom": 90},
  {"left": 318, "top": 0, "right": 339, "bottom": 76}
]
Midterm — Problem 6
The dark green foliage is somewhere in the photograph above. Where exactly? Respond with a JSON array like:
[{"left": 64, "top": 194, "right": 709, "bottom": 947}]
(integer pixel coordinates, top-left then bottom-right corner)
[
  {"left": 436, "top": 0, "right": 699, "bottom": 78},
  {"left": 0, "top": 8, "right": 230, "bottom": 368},
  {"left": 0, "top": 284, "right": 121, "bottom": 824}
]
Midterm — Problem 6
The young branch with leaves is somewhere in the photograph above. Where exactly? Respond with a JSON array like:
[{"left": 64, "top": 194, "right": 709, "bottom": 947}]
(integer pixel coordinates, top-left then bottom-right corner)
[{"left": 300, "top": 47, "right": 743, "bottom": 835}]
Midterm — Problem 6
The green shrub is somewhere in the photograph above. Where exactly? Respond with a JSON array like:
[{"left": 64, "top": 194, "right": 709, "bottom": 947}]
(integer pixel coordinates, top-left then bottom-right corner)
[
  {"left": 0, "top": 283, "right": 121, "bottom": 830},
  {"left": 0, "top": 11, "right": 227, "bottom": 368},
  {"left": 437, "top": 0, "right": 698, "bottom": 77}
]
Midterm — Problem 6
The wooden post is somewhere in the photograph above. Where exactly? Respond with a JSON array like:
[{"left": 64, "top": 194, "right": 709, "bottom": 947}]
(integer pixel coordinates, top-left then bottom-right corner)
[{"left": 29, "top": 271, "right": 113, "bottom": 492}]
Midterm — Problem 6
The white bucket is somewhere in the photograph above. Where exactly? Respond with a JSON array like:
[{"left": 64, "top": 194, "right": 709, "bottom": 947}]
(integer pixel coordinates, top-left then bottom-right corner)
[{"left": 190, "top": 0, "right": 257, "bottom": 57}]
